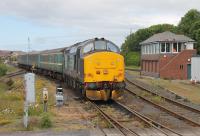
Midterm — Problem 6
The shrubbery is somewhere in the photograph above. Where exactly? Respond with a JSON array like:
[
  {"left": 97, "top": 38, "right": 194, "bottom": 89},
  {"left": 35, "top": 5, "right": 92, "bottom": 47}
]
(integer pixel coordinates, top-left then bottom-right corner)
[
  {"left": 0, "top": 63, "right": 7, "bottom": 77},
  {"left": 125, "top": 51, "right": 140, "bottom": 66},
  {"left": 40, "top": 113, "right": 52, "bottom": 128}
]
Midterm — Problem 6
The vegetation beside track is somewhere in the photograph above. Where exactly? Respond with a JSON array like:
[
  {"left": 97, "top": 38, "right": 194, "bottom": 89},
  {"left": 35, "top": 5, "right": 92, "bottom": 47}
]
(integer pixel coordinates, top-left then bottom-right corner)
[
  {"left": 0, "top": 63, "right": 7, "bottom": 77},
  {"left": 126, "top": 70, "right": 200, "bottom": 104},
  {"left": 0, "top": 61, "right": 18, "bottom": 77},
  {"left": 0, "top": 73, "right": 56, "bottom": 132},
  {"left": 0, "top": 76, "right": 24, "bottom": 131},
  {"left": 124, "top": 51, "right": 140, "bottom": 67}
]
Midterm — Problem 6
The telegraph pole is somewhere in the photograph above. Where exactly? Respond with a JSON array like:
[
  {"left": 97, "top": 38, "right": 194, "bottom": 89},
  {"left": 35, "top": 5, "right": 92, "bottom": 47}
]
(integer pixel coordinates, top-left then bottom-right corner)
[{"left": 27, "top": 37, "right": 30, "bottom": 65}]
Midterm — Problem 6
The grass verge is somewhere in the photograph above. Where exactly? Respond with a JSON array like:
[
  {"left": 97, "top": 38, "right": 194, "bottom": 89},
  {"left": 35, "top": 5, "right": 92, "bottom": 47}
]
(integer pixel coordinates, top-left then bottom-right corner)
[{"left": 0, "top": 74, "right": 56, "bottom": 132}]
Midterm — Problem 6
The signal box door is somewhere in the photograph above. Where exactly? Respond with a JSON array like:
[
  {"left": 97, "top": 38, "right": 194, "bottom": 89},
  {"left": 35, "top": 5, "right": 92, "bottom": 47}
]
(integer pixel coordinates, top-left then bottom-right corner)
[{"left": 187, "top": 64, "right": 191, "bottom": 79}]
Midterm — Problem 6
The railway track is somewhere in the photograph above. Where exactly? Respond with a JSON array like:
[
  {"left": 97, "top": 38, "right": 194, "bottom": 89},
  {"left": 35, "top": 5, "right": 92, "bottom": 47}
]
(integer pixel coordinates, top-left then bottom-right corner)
[
  {"left": 88, "top": 101, "right": 140, "bottom": 136},
  {"left": 125, "top": 78, "right": 200, "bottom": 127},
  {"left": 0, "top": 69, "right": 26, "bottom": 82},
  {"left": 88, "top": 100, "right": 183, "bottom": 136},
  {"left": 5, "top": 70, "right": 26, "bottom": 78}
]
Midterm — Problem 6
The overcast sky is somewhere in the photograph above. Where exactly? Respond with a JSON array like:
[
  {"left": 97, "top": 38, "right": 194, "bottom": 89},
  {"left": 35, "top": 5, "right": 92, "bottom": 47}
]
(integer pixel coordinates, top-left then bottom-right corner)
[{"left": 0, "top": 0, "right": 199, "bottom": 51}]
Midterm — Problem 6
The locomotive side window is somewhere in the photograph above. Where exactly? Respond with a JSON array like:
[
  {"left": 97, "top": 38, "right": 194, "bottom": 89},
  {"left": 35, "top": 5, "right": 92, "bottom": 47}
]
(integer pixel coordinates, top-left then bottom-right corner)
[
  {"left": 83, "top": 43, "right": 94, "bottom": 53},
  {"left": 64, "top": 54, "right": 68, "bottom": 69},
  {"left": 107, "top": 42, "right": 119, "bottom": 53},
  {"left": 68, "top": 55, "right": 74, "bottom": 70},
  {"left": 95, "top": 41, "right": 106, "bottom": 50}
]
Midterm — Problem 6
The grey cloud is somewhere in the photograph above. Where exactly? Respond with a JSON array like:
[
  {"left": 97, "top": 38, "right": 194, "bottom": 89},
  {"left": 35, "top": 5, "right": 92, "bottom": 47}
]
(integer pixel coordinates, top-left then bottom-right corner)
[{"left": 0, "top": 0, "right": 200, "bottom": 46}]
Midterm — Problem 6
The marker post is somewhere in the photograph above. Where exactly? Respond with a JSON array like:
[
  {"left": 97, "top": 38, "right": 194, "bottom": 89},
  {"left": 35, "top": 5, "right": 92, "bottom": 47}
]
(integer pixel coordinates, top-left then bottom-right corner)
[{"left": 43, "top": 88, "right": 48, "bottom": 112}]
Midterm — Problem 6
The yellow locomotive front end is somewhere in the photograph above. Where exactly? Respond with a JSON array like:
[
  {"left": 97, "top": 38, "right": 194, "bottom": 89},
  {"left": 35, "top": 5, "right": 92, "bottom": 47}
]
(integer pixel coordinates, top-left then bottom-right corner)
[{"left": 82, "top": 40, "right": 125, "bottom": 101}]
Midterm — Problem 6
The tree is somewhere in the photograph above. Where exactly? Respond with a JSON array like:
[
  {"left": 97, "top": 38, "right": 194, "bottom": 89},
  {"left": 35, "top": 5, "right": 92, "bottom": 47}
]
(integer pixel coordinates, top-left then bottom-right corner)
[
  {"left": 178, "top": 9, "right": 200, "bottom": 54},
  {"left": 121, "top": 24, "right": 176, "bottom": 53},
  {"left": 121, "top": 9, "right": 200, "bottom": 66},
  {"left": 178, "top": 9, "right": 200, "bottom": 35},
  {"left": 194, "top": 29, "right": 200, "bottom": 54},
  {"left": 189, "top": 20, "right": 200, "bottom": 38}
]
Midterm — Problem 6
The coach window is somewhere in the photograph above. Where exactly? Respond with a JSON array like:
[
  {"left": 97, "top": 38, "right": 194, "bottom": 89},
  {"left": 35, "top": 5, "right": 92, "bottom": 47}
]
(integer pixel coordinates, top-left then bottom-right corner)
[
  {"left": 83, "top": 43, "right": 94, "bottom": 53},
  {"left": 107, "top": 42, "right": 119, "bottom": 53}
]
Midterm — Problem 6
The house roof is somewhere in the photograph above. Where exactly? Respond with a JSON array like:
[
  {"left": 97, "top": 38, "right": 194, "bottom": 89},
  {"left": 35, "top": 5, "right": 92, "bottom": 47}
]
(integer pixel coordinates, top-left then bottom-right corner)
[{"left": 140, "top": 31, "right": 195, "bottom": 45}]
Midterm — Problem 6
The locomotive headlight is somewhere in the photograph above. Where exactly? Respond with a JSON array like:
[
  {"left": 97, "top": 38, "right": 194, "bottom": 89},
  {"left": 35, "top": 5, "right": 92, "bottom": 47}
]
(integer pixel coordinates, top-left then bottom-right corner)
[
  {"left": 96, "top": 70, "right": 100, "bottom": 74},
  {"left": 87, "top": 73, "right": 93, "bottom": 77},
  {"left": 103, "top": 69, "right": 108, "bottom": 74}
]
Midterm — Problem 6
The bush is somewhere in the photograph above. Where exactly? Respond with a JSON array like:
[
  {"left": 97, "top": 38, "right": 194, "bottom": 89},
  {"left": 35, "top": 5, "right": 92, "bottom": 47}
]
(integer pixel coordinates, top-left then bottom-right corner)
[
  {"left": 28, "top": 105, "right": 42, "bottom": 116},
  {"left": 40, "top": 113, "right": 52, "bottom": 128},
  {"left": 125, "top": 51, "right": 140, "bottom": 66},
  {"left": 0, "top": 63, "right": 7, "bottom": 77}
]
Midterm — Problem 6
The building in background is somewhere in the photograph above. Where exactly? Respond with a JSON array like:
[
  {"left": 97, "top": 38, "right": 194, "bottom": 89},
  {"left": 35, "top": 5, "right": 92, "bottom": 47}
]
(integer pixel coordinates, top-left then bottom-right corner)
[
  {"left": 140, "top": 31, "right": 196, "bottom": 80},
  {"left": 0, "top": 50, "right": 11, "bottom": 60},
  {"left": 0, "top": 50, "right": 25, "bottom": 64},
  {"left": 191, "top": 56, "right": 200, "bottom": 82}
]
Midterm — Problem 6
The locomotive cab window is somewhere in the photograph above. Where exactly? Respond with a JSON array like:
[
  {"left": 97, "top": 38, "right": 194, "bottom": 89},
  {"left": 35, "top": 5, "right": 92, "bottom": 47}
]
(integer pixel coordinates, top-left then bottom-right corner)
[
  {"left": 94, "top": 41, "right": 106, "bottom": 50},
  {"left": 107, "top": 42, "right": 119, "bottom": 53},
  {"left": 82, "top": 40, "right": 120, "bottom": 55},
  {"left": 83, "top": 43, "right": 94, "bottom": 53}
]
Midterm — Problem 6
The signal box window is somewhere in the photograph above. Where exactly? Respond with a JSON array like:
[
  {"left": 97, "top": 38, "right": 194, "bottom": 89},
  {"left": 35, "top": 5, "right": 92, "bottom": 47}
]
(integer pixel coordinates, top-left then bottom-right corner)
[
  {"left": 173, "top": 43, "right": 178, "bottom": 52},
  {"left": 166, "top": 43, "right": 170, "bottom": 53},
  {"left": 178, "top": 43, "right": 182, "bottom": 52},
  {"left": 161, "top": 43, "right": 165, "bottom": 53}
]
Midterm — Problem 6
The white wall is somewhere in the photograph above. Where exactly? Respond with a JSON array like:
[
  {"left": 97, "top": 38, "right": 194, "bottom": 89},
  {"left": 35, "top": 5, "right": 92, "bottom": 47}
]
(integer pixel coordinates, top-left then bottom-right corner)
[
  {"left": 185, "top": 42, "right": 194, "bottom": 49},
  {"left": 191, "top": 57, "right": 200, "bottom": 82}
]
